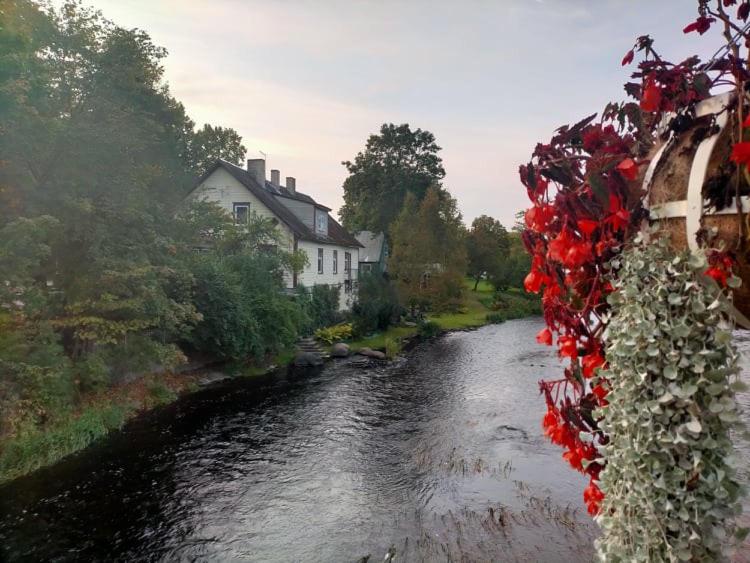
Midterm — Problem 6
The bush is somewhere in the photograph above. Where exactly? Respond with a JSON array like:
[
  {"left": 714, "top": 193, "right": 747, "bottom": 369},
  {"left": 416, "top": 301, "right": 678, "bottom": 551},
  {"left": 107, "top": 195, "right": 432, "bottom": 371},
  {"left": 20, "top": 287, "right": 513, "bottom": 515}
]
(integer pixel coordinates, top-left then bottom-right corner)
[
  {"left": 314, "top": 323, "right": 353, "bottom": 345},
  {"left": 187, "top": 254, "right": 307, "bottom": 360},
  {"left": 351, "top": 273, "right": 401, "bottom": 337},
  {"left": 485, "top": 312, "right": 506, "bottom": 324},
  {"left": 418, "top": 319, "right": 441, "bottom": 338},
  {"left": 298, "top": 284, "right": 341, "bottom": 334},
  {"left": 384, "top": 336, "right": 401, "bottom": 359}
]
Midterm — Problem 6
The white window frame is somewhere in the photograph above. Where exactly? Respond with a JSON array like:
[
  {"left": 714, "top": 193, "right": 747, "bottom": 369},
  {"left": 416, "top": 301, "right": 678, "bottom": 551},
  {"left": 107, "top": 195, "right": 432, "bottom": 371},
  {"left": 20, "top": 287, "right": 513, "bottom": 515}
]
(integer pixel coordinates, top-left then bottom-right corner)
[
  {"left": 344, "top": 252, "right": 351, "bottom": 273},
  {"left": 317, "top": 248, "right": 324, "bottom": 274},
  {"left": 333, "top": 250, "right": 338, "bottom": 274},
  {"left": 233, "top": 202, "right": 250, "bottom": 224}
]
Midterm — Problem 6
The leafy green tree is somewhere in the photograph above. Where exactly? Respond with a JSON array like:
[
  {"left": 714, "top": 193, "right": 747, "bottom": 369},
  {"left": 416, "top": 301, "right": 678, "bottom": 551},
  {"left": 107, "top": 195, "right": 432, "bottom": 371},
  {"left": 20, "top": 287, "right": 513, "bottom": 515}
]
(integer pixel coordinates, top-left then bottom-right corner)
[
  {"left": 466, "top": 215, "right": 509, "bottom": 290},
  {"left": 490, "top": 232, "right": 531, "bottom": 290},
  {"left": 389, "top": 187, "right": 466, "bottom": 312},
  {"left": 186, "top": 124, "right": 247, "bottom": 175},
  {"left": 339, "top": 123, "right": 446, "bottom": 234}
]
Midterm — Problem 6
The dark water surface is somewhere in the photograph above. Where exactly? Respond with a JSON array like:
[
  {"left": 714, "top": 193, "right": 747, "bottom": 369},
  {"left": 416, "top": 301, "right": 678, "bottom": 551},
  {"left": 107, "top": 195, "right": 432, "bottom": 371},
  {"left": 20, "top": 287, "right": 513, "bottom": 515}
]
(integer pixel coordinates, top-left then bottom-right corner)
[{"left": 0, "top": 319, "right": 600, "bottom": 561}]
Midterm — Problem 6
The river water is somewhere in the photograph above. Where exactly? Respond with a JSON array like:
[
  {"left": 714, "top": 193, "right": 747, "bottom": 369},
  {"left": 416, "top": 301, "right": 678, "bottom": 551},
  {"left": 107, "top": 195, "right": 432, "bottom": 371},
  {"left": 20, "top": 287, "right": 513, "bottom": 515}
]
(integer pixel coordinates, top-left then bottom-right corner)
[{"left": 0, "top": 317, "right": 683, "bottom": 562}]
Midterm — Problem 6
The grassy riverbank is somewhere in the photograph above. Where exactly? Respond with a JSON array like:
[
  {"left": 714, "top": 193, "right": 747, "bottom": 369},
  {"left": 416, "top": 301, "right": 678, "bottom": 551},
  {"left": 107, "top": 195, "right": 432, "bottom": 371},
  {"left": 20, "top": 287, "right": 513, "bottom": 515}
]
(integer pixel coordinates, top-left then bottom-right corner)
[
  {"left": 348, "top": 279, "right": 539, "bottom": 351},
  {"left": 0, "top": 354, "right": 291, "bottom": 486},
  {"left": 0, "top": 281, "right": 538, "bottom": 486}
]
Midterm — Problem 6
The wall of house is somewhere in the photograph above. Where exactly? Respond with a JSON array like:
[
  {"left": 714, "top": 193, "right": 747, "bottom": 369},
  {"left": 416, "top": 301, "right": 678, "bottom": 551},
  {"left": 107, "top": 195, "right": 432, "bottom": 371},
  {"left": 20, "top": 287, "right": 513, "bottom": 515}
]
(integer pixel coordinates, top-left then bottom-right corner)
[
  {"left": 275, "top": 195, "right": 314, "bottom": 230},
  {"left": 297, "top": 240, "right": 359, "bottom": 311},
  {"left": 190, "top": 168, "right": 295, "bottom": 286}
]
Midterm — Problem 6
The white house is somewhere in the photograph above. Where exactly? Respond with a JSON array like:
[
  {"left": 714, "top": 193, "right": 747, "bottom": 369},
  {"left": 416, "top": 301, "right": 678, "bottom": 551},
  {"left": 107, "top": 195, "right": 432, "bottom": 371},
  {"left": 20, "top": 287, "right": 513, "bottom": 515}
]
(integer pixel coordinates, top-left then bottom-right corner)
[{"left": 187, "top": 158, "right": 362, "bottom": 310}]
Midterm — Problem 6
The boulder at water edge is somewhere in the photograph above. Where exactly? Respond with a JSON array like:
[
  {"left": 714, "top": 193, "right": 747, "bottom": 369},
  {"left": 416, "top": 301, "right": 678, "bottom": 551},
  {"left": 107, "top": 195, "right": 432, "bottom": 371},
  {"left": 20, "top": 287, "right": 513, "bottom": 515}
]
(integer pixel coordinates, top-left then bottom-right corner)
[
  {"left": 293, "top": 351, "right": 323, "bottom": 367},
  {"left": 330, "top": 343, "right": 350, "bottom": 358},
  {"left": 358, "top": 347, "right": 386, "bottom": 360}
]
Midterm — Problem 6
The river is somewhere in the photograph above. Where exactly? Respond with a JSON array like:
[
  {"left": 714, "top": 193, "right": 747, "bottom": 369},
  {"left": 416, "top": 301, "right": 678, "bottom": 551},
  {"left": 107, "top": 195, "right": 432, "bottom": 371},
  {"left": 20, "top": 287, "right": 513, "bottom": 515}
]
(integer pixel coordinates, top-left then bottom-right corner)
[{"left": 8, "top": 316, "right": 730, "bottom": 562}]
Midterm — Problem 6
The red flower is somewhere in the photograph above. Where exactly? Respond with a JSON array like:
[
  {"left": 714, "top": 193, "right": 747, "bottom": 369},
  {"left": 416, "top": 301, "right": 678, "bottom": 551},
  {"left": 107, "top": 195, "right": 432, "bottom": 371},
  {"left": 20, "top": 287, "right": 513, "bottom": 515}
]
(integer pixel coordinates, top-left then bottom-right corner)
[
  {"left": 731, "top": 142, "right": 750, "bottom": 166},
  {"left": 577, "top": 219, "right": 598, "bottom": 237},
  {"left": 558, "top": 335, "right": 578, "bottom": 360},
  {"left": 683, "top": 16, "right": 715, "bottom": 35},
  {"left": 583, "top": 480, "right": 604, "bottom": 515},
  {"left": 564, "top": 242, "right": 592, "bottom": 268},
  {"left": 621, "top": 49, "right": 634, "bottom": 66},
  {"left": 542, "top": 407, "right": 557, "bottom": 431},
  {"left": 616, "top": 158, "right": 638, "bottom": 181},
  {"left": 582, "top": 353, "right": 605, "bottom": 379},
  {"left": 705, "top": 266, "right": 729, "bottom": 286},
  {"left": 524, "top": 269, "right": 545, "bottom": 293},
  {"left": 536, "top": 327, "right": 553, "bottom": 346},
  {"left": 548, "top": 230, "right": 573, "bottom": 263},
  {"left": 640, "top": 78, "right": 661, "bottom": 112},
  {"left": 742, "top": 115, "right": 750, "bottom": 128},
  {"left": 592, "top": 383, "right": 608, "bottom": 403}
]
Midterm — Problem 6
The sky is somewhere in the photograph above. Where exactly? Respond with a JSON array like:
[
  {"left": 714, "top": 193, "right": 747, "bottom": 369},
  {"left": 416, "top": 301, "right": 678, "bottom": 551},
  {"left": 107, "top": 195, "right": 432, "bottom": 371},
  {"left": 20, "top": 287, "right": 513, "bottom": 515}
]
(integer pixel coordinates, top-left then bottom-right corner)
[{"left": 75, "top": 0, "right": 719, "bottom": 227}]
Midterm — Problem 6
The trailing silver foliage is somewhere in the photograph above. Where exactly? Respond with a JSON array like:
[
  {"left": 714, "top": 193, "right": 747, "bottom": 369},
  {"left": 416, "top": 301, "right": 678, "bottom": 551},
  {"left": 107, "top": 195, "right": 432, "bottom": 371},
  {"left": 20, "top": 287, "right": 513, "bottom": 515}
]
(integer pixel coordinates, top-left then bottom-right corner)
[{"left": 594, "top": 235, "right": 745, "bottom": 562}]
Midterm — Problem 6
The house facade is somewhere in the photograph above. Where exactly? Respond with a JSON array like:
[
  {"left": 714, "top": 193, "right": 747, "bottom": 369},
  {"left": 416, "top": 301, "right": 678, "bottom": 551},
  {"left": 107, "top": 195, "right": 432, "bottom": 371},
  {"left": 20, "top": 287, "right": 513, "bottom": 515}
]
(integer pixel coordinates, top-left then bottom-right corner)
[
  {"left": 355, "top": 231, "right": 388, "bottom": 275},
  {"left": 187, "top": 159, "right": 362, "bottom": 310}
]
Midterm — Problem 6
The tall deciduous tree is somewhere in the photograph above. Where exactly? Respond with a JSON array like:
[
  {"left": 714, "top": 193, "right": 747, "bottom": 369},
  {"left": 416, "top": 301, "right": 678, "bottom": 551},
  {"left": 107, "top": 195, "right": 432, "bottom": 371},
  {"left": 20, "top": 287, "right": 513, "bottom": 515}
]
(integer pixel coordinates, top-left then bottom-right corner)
[
  {"left": 466, "top": 215, "right": 509, "bottom": 290},
  {"left": 389, "top": 187, "right": 466, "bottom": 312},
  {"left": 339, "top": 123, "right": 445, "bottom": 235},
  {"left": 186, "top": 124, "right": 247, "bottom": 175}
]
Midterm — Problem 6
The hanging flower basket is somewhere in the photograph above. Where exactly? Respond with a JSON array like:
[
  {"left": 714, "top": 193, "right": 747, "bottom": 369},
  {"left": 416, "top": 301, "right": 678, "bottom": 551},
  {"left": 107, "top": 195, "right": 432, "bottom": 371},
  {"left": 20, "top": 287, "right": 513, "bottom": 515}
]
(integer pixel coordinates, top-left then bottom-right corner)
[{"left": 646, "top": 91, "right": 750, "bottom": 312}]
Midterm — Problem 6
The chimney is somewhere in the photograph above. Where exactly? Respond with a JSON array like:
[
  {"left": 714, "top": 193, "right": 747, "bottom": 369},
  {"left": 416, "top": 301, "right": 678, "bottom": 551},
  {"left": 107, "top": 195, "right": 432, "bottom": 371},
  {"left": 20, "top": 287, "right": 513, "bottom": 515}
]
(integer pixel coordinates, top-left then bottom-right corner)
[
  {"left": 247, "top": 158, "right": 266, "bottom": 185},
  {"left": 271, "top": 169, "right": 280, "bottom": 185},
  {"left": 286, "top": 177, "right": 296, "bottom": 194}
]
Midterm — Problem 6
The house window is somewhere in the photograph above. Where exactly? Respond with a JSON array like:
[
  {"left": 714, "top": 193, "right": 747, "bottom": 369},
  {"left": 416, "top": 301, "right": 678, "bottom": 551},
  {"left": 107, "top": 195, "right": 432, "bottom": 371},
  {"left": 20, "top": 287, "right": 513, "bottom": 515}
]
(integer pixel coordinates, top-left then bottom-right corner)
[
  {"left": 316, "top": 210, "right": 328, "bottom": 234},
  {"left": 362, "top": 263, "right": 372, "bottom": 273},
  {"left": 317, "top": 248, "right": 324, "bottom": 274},
  {"left": 344, "top": 252, "right": 351, "bottom": 273},
  {"left": 333, "top": 250, "right": 338, "bottom": 274},
  {"left": 233, "top": 202, "right": 250, "bottom": 224}
]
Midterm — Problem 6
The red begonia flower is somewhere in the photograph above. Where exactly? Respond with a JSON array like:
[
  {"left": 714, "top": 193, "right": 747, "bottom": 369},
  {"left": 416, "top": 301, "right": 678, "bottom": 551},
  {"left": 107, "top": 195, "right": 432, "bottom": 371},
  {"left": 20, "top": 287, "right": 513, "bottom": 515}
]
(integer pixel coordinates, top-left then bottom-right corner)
[
  {"left": 621, "top": 49, "right": 634, "bottom": 66},
  {"left": 582, "top": 352, "right": 605, "bottom": 379},
  {"left": 558, "top": 335, "right": 578, "bottom": 360},
  {"left": 731, "top": 142, "right": 750, "bottom": 166},
  {"left": 616, "top": 158, "right": 638, "bottom": 181},
  {"left": 640, "top": 78, "right": 661, "bottom": 112},
  {"left": 536, "top": 327, "right": 553, "bottom": 346},
  {"left": 577, "top": 219, "right": 598, "bottom": 237}
]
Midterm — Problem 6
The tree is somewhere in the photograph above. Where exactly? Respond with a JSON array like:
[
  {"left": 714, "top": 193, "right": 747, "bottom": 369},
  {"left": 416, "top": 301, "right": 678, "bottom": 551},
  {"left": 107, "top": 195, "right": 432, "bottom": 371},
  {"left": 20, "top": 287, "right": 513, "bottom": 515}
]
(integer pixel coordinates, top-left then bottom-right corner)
[
  {"left": 466, "top": 215, "right": 509, "bottom": 290},
  {"left": 339, "top": 123, "right": 446, "bottom": 234},
  {"left": 389, "top": 187, "right": 466, "bottom": 312},
  {"left": 186, "top": 124, "right": 247, "bottom": 176},
  {"left": 490, "top": 231, "right": 530, "bottom": 290}
]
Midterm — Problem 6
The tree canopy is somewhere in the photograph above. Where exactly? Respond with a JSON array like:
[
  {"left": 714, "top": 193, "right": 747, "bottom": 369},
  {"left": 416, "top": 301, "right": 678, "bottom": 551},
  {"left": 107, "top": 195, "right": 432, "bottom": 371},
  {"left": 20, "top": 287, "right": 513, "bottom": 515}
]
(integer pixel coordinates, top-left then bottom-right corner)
[
  {"left": 339, "top": 123, "right": 446, "bottom": 235},
  {"left": 466, "top": 215, "right": 509, "bottom": 290}
]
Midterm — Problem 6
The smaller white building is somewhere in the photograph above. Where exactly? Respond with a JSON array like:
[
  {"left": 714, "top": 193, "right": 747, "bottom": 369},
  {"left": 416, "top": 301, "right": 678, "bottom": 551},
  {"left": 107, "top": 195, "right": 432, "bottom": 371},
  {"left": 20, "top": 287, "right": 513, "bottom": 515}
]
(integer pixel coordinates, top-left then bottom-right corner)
[{"left": 187, "top": 159, "right": 362, "bottom": 310}]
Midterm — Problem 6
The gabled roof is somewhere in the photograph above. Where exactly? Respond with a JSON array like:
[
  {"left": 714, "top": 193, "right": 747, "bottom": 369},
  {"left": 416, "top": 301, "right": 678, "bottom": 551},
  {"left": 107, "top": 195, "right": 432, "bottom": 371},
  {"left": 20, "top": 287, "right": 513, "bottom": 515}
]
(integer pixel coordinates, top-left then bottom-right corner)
[
  {"left": 355, "top": 231, "right": 386, "bottom": 262},
  {"left": 191, "top": 159, "right": 361, "bottom": 248}
]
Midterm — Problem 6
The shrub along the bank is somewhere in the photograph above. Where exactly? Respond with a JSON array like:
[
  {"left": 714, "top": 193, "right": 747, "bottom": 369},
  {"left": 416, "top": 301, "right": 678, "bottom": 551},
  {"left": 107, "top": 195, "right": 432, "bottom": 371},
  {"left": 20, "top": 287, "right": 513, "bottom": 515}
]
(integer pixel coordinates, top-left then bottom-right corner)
[{"left": 350, "top": 273, "right": 401, "bottom": 337}]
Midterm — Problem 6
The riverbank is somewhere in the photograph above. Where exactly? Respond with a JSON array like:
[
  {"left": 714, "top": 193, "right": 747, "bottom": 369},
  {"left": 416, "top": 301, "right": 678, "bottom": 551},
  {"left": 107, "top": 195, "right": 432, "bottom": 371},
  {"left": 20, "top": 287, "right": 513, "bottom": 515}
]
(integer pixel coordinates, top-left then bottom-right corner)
[
  {"left": 348, "top": 283, "right": 540, "bottom": 352},
  {"left": 0, "top": 284, "right": 538, "bottom": 486}
]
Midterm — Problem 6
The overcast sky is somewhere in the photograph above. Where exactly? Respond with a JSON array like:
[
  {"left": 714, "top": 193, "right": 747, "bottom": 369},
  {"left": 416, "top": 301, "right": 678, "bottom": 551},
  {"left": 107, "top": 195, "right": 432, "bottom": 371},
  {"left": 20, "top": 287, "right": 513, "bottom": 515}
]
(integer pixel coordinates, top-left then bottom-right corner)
[{"left": 78, "top": 0, "right": 718, "bottom": 227}]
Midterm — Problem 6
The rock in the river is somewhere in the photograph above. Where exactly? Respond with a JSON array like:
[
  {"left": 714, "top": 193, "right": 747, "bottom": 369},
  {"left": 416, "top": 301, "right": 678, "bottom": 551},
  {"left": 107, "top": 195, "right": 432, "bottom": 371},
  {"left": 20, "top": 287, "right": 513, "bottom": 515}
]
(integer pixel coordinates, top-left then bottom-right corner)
[
  {"left": 293, "top": 351, "right": 323, "bottom": 367},
  {"left": 357, "top": 347, "right": 386, "bottom": 360},
  {"left": 330, "top": 342, "right": 350, "bottom": 358},
  {"left": 197, "top": 372, "right": 230, "bottom": 386}
]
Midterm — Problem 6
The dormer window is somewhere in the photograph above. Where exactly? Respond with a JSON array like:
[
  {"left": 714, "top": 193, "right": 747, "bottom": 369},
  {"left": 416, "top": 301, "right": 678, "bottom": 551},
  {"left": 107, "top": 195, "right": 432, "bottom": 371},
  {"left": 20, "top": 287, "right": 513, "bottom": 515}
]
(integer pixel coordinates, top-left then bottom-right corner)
[
  {"left": 233, "top": 202, "right": 250, "bottom": 224},
  {"left": 315, "top": 209, "right": 328, "bottom": 234}
]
